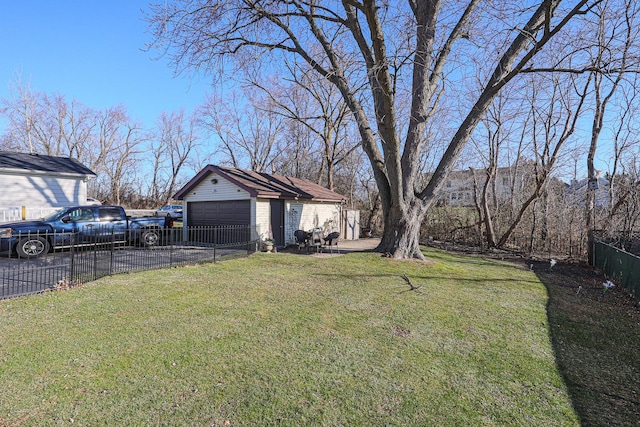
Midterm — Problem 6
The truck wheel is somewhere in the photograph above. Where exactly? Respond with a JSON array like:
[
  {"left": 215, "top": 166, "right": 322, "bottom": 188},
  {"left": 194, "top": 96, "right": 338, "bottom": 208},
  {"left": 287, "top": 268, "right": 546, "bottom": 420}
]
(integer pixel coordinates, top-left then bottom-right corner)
[
  {"left": 16, "top": 236, "right": 50, "bottom": 258},
  {"left": 141, "top": 229, "right": 160, "bottom": 247}
]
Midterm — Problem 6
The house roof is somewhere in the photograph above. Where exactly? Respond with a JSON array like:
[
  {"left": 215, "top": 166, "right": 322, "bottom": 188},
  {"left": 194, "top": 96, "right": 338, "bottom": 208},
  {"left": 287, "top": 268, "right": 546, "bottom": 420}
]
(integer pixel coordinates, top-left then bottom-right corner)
[
  {"left": 0, "top": 151, "right": 96, "bottom": 177},
  {"left": 174, "top": 165, "right": 347, "bottom": 203}
]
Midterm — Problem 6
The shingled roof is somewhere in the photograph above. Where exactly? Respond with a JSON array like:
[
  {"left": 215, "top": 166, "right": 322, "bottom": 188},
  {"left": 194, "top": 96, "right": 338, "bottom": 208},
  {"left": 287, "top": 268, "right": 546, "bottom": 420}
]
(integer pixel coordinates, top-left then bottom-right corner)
[
  {"left": 174, "top": 165, "right": 347, "bottom": 203},
  {"left": 0, "top": 151, "right": 96, "bottom": 176}
]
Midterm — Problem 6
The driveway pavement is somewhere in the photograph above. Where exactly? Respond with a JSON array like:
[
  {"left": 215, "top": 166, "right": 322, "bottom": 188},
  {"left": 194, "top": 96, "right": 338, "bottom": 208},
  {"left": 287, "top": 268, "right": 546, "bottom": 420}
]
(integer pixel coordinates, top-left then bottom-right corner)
[
  {"left": 0, "top": 252, "right": 71, "bottom": 268},
  {"left": 0, "top": 245, "right": 247, "bottom": 299}
]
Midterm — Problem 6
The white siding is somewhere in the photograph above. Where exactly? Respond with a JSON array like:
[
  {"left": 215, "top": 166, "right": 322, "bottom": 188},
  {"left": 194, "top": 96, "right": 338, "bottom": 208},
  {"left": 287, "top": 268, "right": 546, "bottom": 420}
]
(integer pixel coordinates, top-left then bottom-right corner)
[
  {"left": 181, "top": 173, "right": 251, "bottom": 202},
  {"left": 342, "top": 209, "right": 360, "bottom": 240},
  {"left": 284, "top": 201, "right": 341, "bottom": 245},
  {"left": 0, "top": 172, "right": 86, "bottom": 208},
  {"left": 255, "top": 199, "right": 271, "bottom": 240}
]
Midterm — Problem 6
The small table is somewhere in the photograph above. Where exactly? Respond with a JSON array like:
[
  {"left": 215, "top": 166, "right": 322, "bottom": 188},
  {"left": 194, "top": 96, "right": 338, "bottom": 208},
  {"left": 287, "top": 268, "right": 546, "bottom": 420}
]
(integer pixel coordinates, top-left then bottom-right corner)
[{"left": 308, "top": 228, "right": 324, "bottom": 253}]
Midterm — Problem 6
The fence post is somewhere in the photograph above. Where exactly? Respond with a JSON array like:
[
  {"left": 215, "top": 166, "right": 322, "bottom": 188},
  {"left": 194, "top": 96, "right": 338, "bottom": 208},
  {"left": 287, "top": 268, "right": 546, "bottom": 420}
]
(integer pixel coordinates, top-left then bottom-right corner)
[
  {"left": 169, "top": 227, "right": 174, "bottom": 268},
  {"left": 92, "top": 231, "right": 98, "bottom": 281},
  {"left": 110, "top": 228, "right": 115, "bottom": 276},
  {"left": 587, "top": 230, "right": 596, "bottom": 266},
  {"left": 70, "top": 233, "right": 76, "bottom": 285}
]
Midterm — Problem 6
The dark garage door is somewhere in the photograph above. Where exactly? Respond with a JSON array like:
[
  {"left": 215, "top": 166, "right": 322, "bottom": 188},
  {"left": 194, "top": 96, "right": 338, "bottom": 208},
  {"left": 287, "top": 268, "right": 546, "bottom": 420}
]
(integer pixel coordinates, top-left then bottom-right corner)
[
  {"left": 187, "top": 200, "right": 250, "bottom": 227},
  {"left": 187, "top": 201, "right": 251, "bottom": 245}
]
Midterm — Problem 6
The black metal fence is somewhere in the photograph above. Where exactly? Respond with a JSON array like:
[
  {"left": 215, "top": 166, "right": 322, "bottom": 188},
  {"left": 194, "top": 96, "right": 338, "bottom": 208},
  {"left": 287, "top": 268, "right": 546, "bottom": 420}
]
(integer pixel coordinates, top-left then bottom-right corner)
[{"left": 0, "top": 225, "right": 259, "bottom": 300}]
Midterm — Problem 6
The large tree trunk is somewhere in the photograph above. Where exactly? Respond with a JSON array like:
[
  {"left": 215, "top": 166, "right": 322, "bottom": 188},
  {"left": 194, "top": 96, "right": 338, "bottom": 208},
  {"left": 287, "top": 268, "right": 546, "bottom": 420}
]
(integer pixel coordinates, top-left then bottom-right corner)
[{"left": 376, "top": 202, "right": 425, "bottom": 259}]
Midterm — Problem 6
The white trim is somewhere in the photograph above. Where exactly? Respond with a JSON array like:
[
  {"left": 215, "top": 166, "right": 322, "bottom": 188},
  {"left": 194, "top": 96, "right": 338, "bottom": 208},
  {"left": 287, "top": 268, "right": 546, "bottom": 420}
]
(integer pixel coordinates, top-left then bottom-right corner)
[{"left": 0, "top": 167, "right": 93, "bottom": 179}]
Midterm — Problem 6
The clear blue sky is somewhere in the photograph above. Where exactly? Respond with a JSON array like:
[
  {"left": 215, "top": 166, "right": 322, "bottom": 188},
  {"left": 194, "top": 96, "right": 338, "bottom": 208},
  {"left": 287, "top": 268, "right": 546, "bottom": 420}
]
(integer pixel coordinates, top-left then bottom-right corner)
[{"left": 0, "top": 1, "right": 211, "bottom": 129}]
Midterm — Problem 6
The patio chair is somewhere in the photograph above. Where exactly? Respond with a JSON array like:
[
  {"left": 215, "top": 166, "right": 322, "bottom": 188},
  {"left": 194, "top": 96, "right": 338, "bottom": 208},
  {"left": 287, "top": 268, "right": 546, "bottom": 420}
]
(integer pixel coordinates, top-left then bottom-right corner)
[
  {"left": 294, "top": 229, "right": 308, "bottom": 252},
  {"left": 323, "top": 231, "right": 340, "bottom": 254}
]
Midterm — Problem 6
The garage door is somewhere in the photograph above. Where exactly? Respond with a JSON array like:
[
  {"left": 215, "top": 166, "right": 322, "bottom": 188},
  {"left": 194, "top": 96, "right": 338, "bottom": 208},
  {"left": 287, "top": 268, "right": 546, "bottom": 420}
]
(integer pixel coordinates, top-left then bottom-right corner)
[
  {"left": 187, "top": 201, "right": 250, "bottom": 227},
  {"left": 186, "top": 201, "right": 251, "bottom": 245}
]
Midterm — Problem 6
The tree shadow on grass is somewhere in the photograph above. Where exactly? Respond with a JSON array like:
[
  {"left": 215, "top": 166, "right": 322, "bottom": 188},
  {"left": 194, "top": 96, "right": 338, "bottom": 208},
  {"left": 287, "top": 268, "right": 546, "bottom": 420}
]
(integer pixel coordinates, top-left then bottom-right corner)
[{"left": 533, "top": 260, "right": 640, "bottom": 426}]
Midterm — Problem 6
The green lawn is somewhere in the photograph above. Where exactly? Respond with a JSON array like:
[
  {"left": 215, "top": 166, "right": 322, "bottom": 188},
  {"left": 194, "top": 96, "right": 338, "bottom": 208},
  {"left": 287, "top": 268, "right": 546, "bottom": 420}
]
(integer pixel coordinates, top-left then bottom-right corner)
[{"left": 0, "top": 248, "right": 579, "bottom": 425}]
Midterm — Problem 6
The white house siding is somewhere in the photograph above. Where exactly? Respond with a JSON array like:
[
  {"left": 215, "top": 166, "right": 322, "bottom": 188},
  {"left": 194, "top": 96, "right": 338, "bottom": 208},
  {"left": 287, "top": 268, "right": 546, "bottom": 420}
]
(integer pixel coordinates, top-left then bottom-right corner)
[
  {"left": 181, "top": 173, "right": 251, "bottom": 202},
  {"left": 255, "top": 199, "right": 271, "bottom": 240},
  {"left": 0, "top": 172, "right": 85, "bottom": 208},
  {"left": 181, "top": 172, "right": 253, "bottom": 228},
  {"left": 342, "top": 209, "right": 360, "bottom": 240},
  {"left": 284, "top": 201, "right": 341, "bottom": 245}
]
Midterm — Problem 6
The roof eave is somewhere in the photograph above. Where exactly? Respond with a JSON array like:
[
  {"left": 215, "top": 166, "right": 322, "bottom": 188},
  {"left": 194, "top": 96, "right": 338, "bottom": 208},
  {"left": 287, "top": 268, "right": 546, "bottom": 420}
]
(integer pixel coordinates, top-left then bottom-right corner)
[
  {"left": 174, "top": 165, "right": 348, "bottom": 203},
  {"left": 0, "top": 167, "right": 96, "bottom": 178},
  {"left": 173, "top": 165, "right": 261, "bottom": 200}
]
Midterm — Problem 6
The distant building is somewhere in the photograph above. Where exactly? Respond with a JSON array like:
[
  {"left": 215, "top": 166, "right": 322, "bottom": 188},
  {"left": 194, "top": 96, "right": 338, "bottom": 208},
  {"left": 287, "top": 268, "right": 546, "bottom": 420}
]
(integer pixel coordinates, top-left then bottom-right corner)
[
  {"left": 437, "top": 164, "right": 534, "bottom": 207},
  {"left": 565, "top": 177, "right": 612, "bottom": 207}
]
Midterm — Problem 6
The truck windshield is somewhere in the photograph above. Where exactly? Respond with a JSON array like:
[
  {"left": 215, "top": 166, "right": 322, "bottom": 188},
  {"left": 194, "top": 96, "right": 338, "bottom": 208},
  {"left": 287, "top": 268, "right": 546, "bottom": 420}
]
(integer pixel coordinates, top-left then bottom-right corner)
[{"left": 42, "top": 209, "right": 68, "bottom": 222}]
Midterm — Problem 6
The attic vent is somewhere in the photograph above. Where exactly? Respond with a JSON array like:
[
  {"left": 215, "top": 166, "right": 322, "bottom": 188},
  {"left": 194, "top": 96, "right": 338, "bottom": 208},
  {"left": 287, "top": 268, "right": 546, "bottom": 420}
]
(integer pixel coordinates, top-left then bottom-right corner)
[{"left": 211, "top": 178, "right": 218, "bottom": 184}]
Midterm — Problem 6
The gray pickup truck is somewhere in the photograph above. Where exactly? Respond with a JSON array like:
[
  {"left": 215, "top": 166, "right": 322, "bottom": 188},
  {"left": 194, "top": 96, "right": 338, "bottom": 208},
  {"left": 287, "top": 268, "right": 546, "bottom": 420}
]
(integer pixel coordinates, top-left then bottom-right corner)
[{"left": 0, "top": 205, "right": 174, "bottom": 258}]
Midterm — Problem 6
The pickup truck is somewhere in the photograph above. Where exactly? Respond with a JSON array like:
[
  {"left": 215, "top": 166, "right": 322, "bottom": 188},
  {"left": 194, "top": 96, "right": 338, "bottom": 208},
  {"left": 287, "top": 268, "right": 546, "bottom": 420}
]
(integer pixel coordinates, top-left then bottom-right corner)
[{"left": 0, "top": 205, "right": 174, "bottom": 258}]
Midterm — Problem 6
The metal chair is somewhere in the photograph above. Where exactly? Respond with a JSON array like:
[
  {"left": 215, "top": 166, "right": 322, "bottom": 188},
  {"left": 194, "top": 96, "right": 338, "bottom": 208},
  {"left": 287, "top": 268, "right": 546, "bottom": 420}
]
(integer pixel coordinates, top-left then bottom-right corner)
[
  {"left": 323, "top": 231, "right": 340, "bottom": 254},
  {"left": 294, "top": 229, "right": 308, "bottom": 252}
]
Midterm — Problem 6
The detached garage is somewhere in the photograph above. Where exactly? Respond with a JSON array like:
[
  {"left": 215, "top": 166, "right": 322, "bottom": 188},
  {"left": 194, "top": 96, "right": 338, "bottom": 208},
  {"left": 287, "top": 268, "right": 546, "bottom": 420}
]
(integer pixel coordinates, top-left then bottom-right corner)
[{"left": 173, "top": 165, "right": 350, "bottom": 247}]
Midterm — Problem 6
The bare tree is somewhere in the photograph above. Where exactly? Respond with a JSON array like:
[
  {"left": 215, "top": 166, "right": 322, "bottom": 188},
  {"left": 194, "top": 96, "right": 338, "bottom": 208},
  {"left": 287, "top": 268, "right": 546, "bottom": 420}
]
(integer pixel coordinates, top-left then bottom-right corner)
[
  {"left": 468, "top": 92, "right": 517, "bottom": 249},
  {"left": 250, "top": 60, "right": 362, "bottom": 190},
  {"left": 271, "top": 116, "right": 320, "bottom": 180},
  {"left": 602, "top": 77, "right": 640, "bottom": 230},
  {"left": 616, "top": 155, "right": 640, "bottom": 237},
  {"left": 156, "top": 110, "right": 200, "bottom": 203},
  {"left": 88, "top": 107, "right": 146, "bottom": 205},
  {"left": 1, "top": 81, "right": 96, "bottom": 157},
  {"left": 199, "top": 90, "right": 285, "bottom": 172},
  {"left": 0, "top": 78, "right": 41, "bottom": 153},
  {"left": 496, "top": 72, "right": 591, "bottom": 248},
  {"left": 147, "top": 0, "right": 610, "bottom": 259},
  {"left": 584, "top": 0, "right": 639, "bottom": 231}
]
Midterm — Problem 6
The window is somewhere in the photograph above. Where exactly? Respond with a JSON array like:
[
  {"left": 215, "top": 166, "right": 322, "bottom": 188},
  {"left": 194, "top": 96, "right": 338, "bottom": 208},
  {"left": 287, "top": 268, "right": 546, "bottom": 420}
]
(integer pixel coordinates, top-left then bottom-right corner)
[
  {"left": 98, "top": 207, "right": 124, "bottom": 221},
  {"left": 69, "top": 208, "right": 94, "bottom": 222}
]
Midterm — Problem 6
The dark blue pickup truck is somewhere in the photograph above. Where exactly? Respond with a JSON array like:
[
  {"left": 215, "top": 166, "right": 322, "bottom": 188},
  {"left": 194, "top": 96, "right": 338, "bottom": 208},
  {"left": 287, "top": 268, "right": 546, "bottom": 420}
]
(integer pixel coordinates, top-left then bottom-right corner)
[{"left": 0, "top": 205, "right": 174, "bottom": 258}]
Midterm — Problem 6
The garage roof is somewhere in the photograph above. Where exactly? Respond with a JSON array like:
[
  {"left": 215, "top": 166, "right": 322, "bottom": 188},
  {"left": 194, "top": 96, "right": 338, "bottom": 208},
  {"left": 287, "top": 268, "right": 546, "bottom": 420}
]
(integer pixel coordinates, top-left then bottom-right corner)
[
  {"left": 174, "top": 165, "right": 347, "bottom": 203},
  {"left": 0, "top": 151, "right": 96, "bottom": 177}
]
